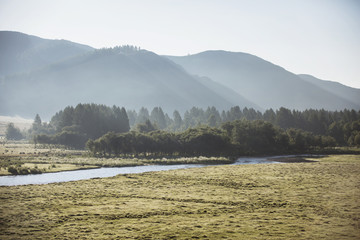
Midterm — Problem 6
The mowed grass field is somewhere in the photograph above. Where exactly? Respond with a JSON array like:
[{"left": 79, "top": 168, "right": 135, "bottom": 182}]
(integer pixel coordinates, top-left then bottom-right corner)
[{"left": 1, "top": 155, "right": 359, "bottom": 239}]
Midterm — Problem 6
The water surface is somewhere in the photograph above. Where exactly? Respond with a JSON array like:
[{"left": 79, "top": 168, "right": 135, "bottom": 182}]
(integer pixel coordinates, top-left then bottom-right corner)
[{"left": 0, "top": 156, "right": 287, "bottom": 186}]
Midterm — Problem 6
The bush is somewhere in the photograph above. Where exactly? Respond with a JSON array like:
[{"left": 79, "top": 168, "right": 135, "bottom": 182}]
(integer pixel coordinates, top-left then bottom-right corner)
[
  {"left": 29, "top": 168, "right": 42, "bottom": 174},
  {"left": 5, "top": 123, "right": 24, "bottom": 140},
  {"left": 7, "top": 166, "right": 18, "bottom": 175},
  {"left": 18, "top": 167, "right": 29, "bottom": 175},
  {"left": 7, "top": 166, "right": 42, "bottom": 175}
]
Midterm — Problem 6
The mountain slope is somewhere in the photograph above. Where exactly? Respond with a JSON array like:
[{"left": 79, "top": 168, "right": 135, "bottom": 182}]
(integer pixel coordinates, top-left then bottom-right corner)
[
  {"left": 0, "top": 31, "right": 94, "bottom": 76},
  {"left": 0, "top": 47, "right": 239, "bottom": 118},
  {"left": 298, "top": 74, "right": 360, "bottom": 107},
  {"left": 166, "top": 51, "right": 360, "bottom": 111},
  {"left": 194, "top": 76, "right": 262, "bottom": 111}
]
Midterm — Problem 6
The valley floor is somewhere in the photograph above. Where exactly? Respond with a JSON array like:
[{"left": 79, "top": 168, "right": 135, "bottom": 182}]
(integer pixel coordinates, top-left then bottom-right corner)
[
  {"left": 0, "top": 142, "right": 233, "bottom": 176},
  {"left": 0, "top": 155, "right": 359, "bottom": 239}
]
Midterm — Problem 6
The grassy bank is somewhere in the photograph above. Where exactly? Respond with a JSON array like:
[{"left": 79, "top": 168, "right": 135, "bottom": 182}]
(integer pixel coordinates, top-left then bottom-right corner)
[
  {"left": 0, "top": 142, "right": 233, "bottom": 175},
  {"left": 1, "top": 155, "right": 359, "bottom": 239},
  {"left": 0, "top": 154, "right": 232, "bottom": 176},
  {"left": 0, "top": 162, "right": 99, "bottom": 175}
]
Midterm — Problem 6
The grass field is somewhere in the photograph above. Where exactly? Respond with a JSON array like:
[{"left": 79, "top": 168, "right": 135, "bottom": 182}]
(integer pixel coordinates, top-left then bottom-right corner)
[
  {"left": 0, "top": 142, "right": 232, "bottom": 175},
  {"left": 0, "top": 154, "right": 359, "bottom": 239}
]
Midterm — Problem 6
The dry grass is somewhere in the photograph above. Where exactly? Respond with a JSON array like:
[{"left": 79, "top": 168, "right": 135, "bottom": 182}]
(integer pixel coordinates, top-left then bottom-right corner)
[
  {"left": 0, "top": 154, "right": 359, "bottom": 239},
  {"left": 0, "top": 143, "right": 98, "bottom": 175},
  {"left": 0, "top": 142, "right": 232, "bottom": 176}
]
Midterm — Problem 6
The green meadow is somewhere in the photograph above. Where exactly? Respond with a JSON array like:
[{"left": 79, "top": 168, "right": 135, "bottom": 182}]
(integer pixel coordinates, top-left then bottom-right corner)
[{"left": 1, "top": 154, "right": 359, "bottom": 239}]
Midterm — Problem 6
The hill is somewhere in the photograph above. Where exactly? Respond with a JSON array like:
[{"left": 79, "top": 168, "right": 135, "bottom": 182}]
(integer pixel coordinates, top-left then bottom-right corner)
[
  {"left": 298, "top": 74, "right": 360, "bottom": 107},
  {"left": 166, "top": 51, "right": 360, "bottom": 111},
  {"left": 194, "top": 76, "right": 262, "bottom": 111},
  {"left": 2, "top": 32, "right": 358, "bottom": 119},
  {"left": 0, "top": 31, "right": 94, "bottom": 77},
  {"left": 0, "top": 47, "right": 245, "bottom": 118}
]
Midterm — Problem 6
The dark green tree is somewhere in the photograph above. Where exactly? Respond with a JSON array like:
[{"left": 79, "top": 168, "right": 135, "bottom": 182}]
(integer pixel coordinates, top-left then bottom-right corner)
[
  {"left": 179, "top": 126, "right": 230, "bottom": 156},
  {"left": 208, "top": 114, "right": 217, "bottom": 127},
  {"left": 5, "top": 123, "right": 23, "bottom": 140},
  {"left": 33, "top": 114, "right": 42, "bottom": 129},
  {"left": 276, "top": 107, "right": 294, "bottom": 129},
  {"left": 135, "top": 119, "right": 157, "bottom": 133},
  {"left": 150, "top": 107, "right": 167, "bottom": 130},
  {"left": 263, "top": 109, "right": 276, "bottom": 124},
  {"left": 354, "top": 133, "right": 360, "bottom": 146},
  {"left": 227, "top": 106, "right": 243, "bottom": 121},
  {"left": 172, "top": 110, "right": 183, "bottom": 131},
  {"left": 126, "top": 110, "right": 137, "bottom": 127},
  {"left": 136, "top": 107, "right": 150, "bottom": 125}
]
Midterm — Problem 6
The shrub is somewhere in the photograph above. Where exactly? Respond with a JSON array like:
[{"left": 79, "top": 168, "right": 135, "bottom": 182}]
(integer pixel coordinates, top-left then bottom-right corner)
[
  {"left": 29, "top": 168, "right": 42, "bottom": 174},
  {"left": 7, "top": 166, "right": 18, "bottom": 175},
  {"left": 18, "top": 167, "right": 29, "bottom": 175}
]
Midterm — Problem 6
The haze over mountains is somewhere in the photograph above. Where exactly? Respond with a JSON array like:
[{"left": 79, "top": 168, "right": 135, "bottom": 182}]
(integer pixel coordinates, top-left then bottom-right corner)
[
  {"left": 167, "top": 51, "right": 360, "bottom": 111},
  {"left": 0, "top": 31, "right": 93, "bottom": 77},
  {"left": 298, "top": 74, "right": 360, "bottom": 107},
  {"left": 1, "top": 31, "right": 359, "bottom": 119}
]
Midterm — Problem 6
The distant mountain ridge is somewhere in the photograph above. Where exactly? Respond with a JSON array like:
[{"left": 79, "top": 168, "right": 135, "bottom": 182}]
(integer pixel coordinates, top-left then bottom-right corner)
[
  {"left": 1, "top": 31, "right": 358, "bottom": 119},
  {"left": 194, "top": 75, "right": 262, "bottom": 111},
  {"left": 166, "top": 51, "right": 360, "bottom": 111},
  {"left": 298, "top": 74, "right": 360, "bottom": 107},
  {"left": 0, "top": 44, "right": 249, "bottom": 118},
  {"left": 0, "top": 31, "right": 94, "bottom": 76}
]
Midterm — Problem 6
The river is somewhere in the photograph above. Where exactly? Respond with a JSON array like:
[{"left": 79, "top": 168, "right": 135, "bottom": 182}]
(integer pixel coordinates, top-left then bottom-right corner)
[{"left": 0, "top": 156, "right": 282, "bottom": 186}]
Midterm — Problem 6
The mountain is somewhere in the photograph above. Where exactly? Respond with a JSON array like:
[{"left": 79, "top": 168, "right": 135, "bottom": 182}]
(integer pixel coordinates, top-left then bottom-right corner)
[
  {"left": 166, "top": 51, "right": 360, "bottom": 111},
  {"left": 0, "top": 31, "right": 94, "bottom": 77},
  {"left": 0, "top": 47, "right": 243, "bottom": 118},
  {"left": 2, "top": 32, "right": 358, "bottom": 119},
  {"left": 194, "top": 76, "right": 262, "bottom": 111},
  {"left": 298, "top": 74, "right": 360, "bottom": 107}
]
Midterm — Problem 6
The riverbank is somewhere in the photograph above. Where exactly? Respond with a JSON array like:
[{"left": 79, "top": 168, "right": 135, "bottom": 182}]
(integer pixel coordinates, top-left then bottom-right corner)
[
  {"left": 0, "top": 142, "right": 235, "bottom": 176},
  {"left": 269, "top": 156, "right": 319, "bottom": 163},
  {"left": 0, "top": 154, "right": 233, "bottom": 176},
  {"left": 1, "top": 142, "right": 359, "bottom": 176},
  {"left": 1, "top": 154, "right": 359, "bottom": 239},
  {"left": 0, "top": 156, "right": 286, "bottom": 186}
]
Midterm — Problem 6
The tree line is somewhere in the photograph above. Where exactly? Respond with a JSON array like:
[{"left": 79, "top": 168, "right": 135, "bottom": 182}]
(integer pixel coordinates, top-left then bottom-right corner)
[
  {"left": 30, "top": 103, "right": 129, "bottom": 148},
  {"left": 86, "top": 119, "right": 338, "bottom": 157},
  {"left": 127, "top": 106, "right": 360, "bottom": 147},
  {"left": 6, "top": 104, "right": 360, "bottom": 151}
]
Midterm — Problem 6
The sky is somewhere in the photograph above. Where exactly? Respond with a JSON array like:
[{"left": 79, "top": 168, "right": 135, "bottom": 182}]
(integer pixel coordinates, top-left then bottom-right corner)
[{"left": 1, "top": 0, "right": 360, "bottom": 88}]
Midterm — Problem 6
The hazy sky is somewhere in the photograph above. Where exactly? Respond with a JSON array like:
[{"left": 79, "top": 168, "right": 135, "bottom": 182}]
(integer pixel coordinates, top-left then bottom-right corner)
[{"left": 1, "top": 0, "right": 359, "bottom": 88}]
